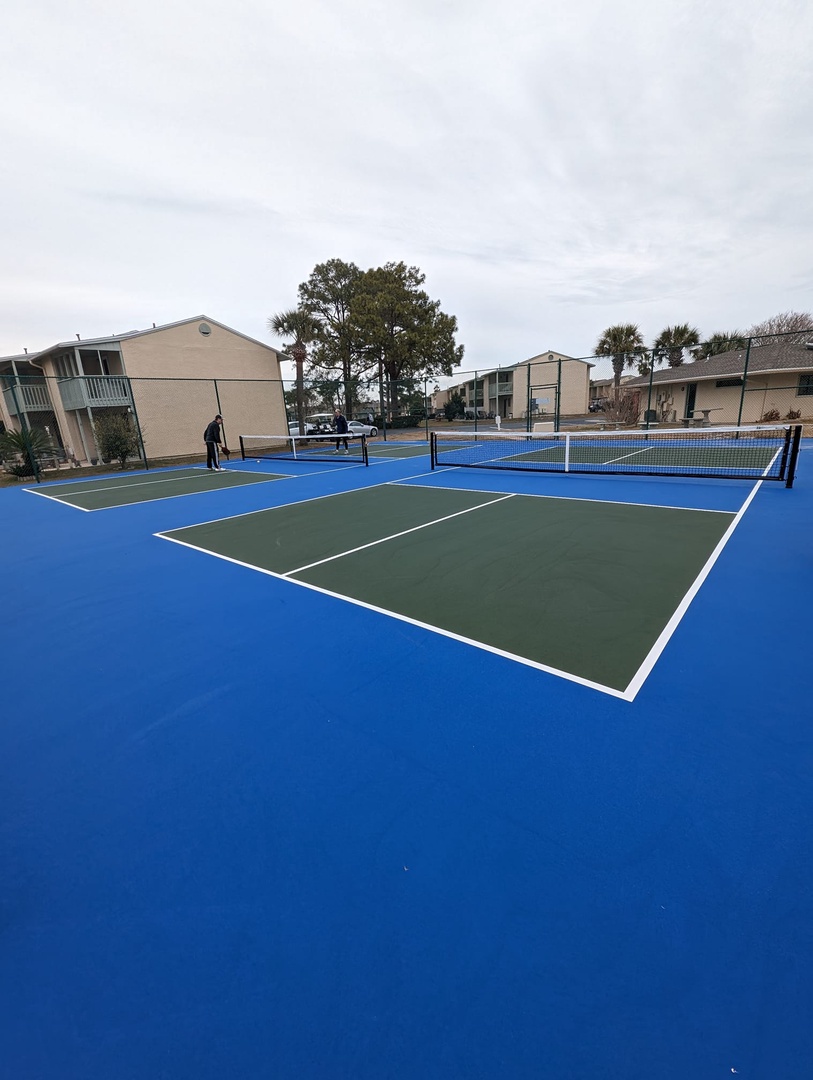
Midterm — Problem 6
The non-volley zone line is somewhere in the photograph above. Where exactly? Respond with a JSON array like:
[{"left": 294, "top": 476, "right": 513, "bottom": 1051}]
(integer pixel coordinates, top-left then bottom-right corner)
[
  {"left": 26, "top": 467, "right": 285, "bottom": 510},
  {"left": 156, "top": 483, "right": 740, "bottom": 699}
]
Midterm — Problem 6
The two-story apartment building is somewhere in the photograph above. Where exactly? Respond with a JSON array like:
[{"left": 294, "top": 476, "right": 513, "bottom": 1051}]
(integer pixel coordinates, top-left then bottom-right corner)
[
  {"left": 433, "top": 352, "right": 591, "bottom": 421},
  {"left": 0, "top": 316, "right": 287, "bottom": 466}
]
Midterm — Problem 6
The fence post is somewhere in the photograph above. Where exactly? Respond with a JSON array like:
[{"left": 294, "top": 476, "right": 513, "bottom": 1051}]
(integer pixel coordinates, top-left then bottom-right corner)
[
  {"left": 526, "top": 364, "right": 532, "bottom": 432},
  {"left": 377, "top": 360, "right": 387, "bottom": 442},
  {"left": 555, "top": 359, "right": 562, "bottom": 431},
  {"left": 128, "top": 378, "right": 149, "bottom": 470},
  {"left": 736, "top": 337, "right": 753, "bottom": 427},
  {"left": 213, "top": 379, "right": 226, "bottom": 456},
  {"left": 645, "top": 359, "right": 655, "bottom": 430}
]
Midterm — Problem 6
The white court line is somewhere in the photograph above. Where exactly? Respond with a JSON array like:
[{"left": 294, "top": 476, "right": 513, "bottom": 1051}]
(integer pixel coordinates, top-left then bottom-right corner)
[
  {"left": 161, "top": 466, "right": 444, "bottom": 533},
  {"left": 157, "top": 470, "right": 763, "bottom": 701},
  {"left": 283, "top": 494, "right": 515, "bottom": 576},
  {"left": 157, "top": 473, "right": 387, "bottom": 531},
  {"left": 155, "top": 531, "right": 628, "bottom": 700},
  {"left": 623, "top": 457, "right": 778, "bottom": 700},
  {"left": 27, "top": 471, "right": 282, "bottom": 511},
  {"left": 393, "top": 480, "right": 737, "bottom": 515},
  {"left": 33, "top": 470, "right": 222, "bottom": 498},
  {"left": 24, "top": 487, "right": 93, "bottom": 511},
  {"left": 602, "top": 446, "right": 654, "bottom": 465},
  {"left": 369, "top": 450, "right": 431, "bottom": 461}
]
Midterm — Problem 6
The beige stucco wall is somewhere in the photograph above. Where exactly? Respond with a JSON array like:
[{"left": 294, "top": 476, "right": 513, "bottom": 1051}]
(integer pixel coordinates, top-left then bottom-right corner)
[
  {"left": 639, "top": 372, "right": 812, "bottom": 425},
  {"left": 118, "top": 320, "right": 287, "bottom": 461},
  {"left": 120, "top": 320, "right": 283, "bottom": 381},
  {"left": 525, "top": 357, "right": 590, "bottom": 416}
]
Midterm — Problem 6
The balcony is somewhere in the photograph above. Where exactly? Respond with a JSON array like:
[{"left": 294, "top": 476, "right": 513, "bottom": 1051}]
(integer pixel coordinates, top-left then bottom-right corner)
[
  {"left": 2, "top": 382, "right": 54, "bottom": 417},
  {"left": 57, "top": 376, "right": 133, "bottom": 411}
]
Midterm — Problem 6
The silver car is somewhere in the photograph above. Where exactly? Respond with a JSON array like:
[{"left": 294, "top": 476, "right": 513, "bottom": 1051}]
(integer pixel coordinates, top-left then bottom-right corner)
[{"left": 347, "top": 420, "right": 378, "bottom": 437}]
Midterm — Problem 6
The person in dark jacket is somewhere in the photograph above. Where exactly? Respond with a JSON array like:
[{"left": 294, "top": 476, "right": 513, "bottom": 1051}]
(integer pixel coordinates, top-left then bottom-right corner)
[
  {"left": 333, "top": 408, "right": 349, "bottom": 454},
  {"left": 204, "top": 414, "right": 224, "bottom": 470}
]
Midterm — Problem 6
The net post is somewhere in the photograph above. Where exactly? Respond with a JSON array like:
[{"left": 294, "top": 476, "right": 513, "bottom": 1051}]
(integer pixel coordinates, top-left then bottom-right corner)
[
  {"left": 430, "top": 431, "right": 437, "bottom": 469},
  {"left": 785, "top": 424, "right": 802, "bottom": 488},
  {"left": 239, "top": 435, "right": 247, "bottom": 460},
  {"left": 564, "top": 432, "right": 571, "bottom": 472},
  {"left": 362, "top": 434, "right": 368, "bottom": 466},
  {"left": 778, "top": 425, "right": 792, "bottom": 481}
]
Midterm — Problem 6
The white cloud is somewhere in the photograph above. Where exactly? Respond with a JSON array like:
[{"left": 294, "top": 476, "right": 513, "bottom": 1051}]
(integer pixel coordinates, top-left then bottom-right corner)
[{"left": 1, "top": 0, "right": 811, "bottom": 368}]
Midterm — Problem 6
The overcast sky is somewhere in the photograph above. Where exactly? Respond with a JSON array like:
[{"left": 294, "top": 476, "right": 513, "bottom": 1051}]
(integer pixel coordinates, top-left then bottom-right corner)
[{"left": 1, "top": 0, "right": 811, "bottom": 382}]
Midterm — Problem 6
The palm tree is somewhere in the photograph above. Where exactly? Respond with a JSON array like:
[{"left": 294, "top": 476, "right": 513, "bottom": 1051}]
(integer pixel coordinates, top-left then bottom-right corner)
[
  {"left": 268, "top": 308, "right": 319, "bottom": 435},
  {"left": 653, "top": 324, "right": 701, "bottom": 368},
  {"left": 595, "top": 323, "right": 646, "bottom": 393},
  {"left": 699, "top": 332, "right": 748, "bottom": 358},
  {"left": 0, "top": 424, "right": 54, "bottom": 478}
]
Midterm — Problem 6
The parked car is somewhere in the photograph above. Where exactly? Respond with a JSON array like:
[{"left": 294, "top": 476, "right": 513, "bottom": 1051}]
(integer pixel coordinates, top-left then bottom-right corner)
[
  {"left": 288, "top": 421, "right": 318, "bottom": 435},
  {"left": 306, "top": 413, "right": 335, "bottom": 434},
  {"left": 588, "top": 399, "right": 608, "bottom": 413},
  {"left": 347, "top": 420, "right": 378, "bottom": 437}
]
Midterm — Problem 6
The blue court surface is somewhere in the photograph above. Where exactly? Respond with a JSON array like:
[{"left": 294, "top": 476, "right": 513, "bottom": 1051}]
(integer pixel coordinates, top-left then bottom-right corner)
[{"left": 1, "top": 441, "right": 812, "bottom": 1079}]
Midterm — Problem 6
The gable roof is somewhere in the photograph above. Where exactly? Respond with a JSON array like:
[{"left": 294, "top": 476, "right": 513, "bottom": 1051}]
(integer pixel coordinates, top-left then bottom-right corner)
[
  {"left": 8, "top": 316, "right": 284, "bottom": 365},
  {"left": 626, "top": 342, "right": 813, "bottom": 387}
]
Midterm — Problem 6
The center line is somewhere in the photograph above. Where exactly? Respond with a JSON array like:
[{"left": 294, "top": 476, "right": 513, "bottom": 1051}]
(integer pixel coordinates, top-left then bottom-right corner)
[{"left": 284, "top": 494, "right": 515, "bottom": 577}]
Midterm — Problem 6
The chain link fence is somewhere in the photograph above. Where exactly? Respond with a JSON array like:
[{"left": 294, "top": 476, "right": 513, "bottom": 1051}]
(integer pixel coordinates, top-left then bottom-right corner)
[
  {"left": 0, "top": 375, "right": 287, "bottom": 481},
  {"left": 3, "top": 331, "right": 811, "bottom": 481},
  {"left": 586, "top": 330, "right": 813, "bottom": 430}
]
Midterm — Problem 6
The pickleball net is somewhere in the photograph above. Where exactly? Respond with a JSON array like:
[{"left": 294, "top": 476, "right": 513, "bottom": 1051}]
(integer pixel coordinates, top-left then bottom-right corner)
[
  {"left": 240, "top": 432, "right": 369, "bottom": 466},
  {"left": 431, "top": 424, "right": 802, "bottom": 486}
]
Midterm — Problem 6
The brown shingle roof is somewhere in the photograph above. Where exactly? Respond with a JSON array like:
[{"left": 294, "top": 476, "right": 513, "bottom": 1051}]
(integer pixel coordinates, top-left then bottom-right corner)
[{"left": 625, "top": 342, "right": 813, "bottom": 386}]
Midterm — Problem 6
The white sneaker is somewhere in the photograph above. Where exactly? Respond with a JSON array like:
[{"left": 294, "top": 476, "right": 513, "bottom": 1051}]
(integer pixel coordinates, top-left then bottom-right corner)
[{"left": 344, "top": 449, "right": 349, "bottom": 454}]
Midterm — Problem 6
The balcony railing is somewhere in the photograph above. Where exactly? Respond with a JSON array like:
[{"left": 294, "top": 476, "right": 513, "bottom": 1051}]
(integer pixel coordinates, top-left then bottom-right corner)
[
  {"left": 2, "top": 382, "right": 54, "bottom": 416},
  {"left": 57, "top": 376, "right": 133, "bottom": 411}
]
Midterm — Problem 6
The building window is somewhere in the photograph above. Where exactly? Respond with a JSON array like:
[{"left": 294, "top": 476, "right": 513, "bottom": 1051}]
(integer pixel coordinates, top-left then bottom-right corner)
[
  {"left": 798, "top": 373, "right": 813, "bottom": 396},
  {"left": 199, "top": 322, "right": 212, "bottom": 336},
  {"left": 715, "top": 378, "right": 743, "bottom": 387}
]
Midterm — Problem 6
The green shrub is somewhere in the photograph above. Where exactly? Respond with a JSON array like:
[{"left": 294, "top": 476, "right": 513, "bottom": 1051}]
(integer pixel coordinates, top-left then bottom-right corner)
[
  {"left": 444, "top": 391, "right": 466, "bottom": 421},
  {"left": 93, "top": 413, "right": 142, "bottom": 469},
  {"left": 373, "top": 414, "right": 422, "bottom": 429}
]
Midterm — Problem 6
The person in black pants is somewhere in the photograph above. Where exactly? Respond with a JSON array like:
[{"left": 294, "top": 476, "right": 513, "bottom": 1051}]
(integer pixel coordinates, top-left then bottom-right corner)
[
  {"left": 204, "top": 414, "right": 224, "bottom": 470},
  {"left": 333, "top": 408, "right": 349, "bottom": 453}
]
